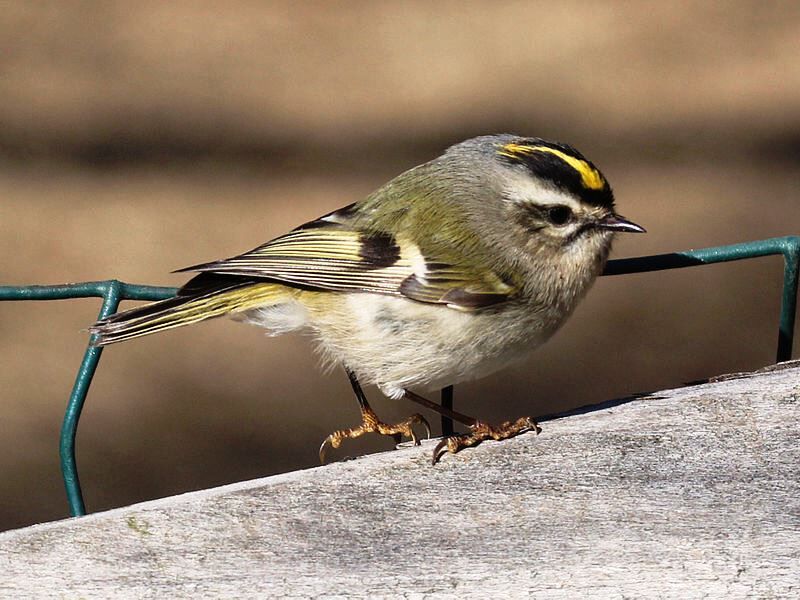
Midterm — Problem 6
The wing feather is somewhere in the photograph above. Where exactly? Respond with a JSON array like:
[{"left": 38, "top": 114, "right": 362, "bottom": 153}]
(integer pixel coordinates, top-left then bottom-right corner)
[{"left": 175, "top": 211, "right": 517, "bottom": 310}]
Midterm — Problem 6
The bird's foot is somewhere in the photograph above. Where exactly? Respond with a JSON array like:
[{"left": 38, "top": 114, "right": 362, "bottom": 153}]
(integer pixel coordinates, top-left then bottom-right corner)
[
  {"left": 431, "top": 416, "right": 541, "bottom": 465},
  {"left": 319, "top": 406, "right": 430, "bottom": 463}
]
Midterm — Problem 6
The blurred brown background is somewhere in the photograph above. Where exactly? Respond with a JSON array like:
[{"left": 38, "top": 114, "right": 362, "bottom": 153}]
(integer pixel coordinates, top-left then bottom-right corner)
[{"left": 1, "top": 1, "right": 798, "bottom": 532}]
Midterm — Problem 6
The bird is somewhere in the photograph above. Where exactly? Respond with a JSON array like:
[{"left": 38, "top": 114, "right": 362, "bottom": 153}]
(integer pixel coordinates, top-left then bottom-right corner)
[{"left": 90, "top": 134, "right": 645, "bottom": 464}]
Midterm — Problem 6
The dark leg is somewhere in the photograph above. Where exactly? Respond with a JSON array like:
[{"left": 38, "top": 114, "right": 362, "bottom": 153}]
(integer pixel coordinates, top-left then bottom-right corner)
[
  {"left": 401, "top": 389, "right": 477, "bottom": 427},
  {"left": 441, "top": 386, "right": 454, "bottom": 437},
  {"left": 400, "top": 388, "right": 541, "bottom": 465},
  {"left": 318, "top": 369, "right": 431, "bottom": 463}
]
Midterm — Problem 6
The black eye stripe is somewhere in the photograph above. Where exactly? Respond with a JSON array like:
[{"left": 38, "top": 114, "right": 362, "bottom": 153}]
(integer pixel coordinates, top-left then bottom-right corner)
[{"left": 524, "top": 204, "right": 574, "bottom": 226}]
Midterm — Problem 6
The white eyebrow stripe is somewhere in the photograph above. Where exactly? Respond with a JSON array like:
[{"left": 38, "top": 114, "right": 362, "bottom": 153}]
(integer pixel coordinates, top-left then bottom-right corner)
[{"left": 501, "top": 172, "right": 582, "bottom": 211}]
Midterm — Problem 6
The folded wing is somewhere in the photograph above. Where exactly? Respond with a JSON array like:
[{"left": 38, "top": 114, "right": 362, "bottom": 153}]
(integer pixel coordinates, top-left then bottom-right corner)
[{"left": 176, "top": 211, "right": 516, "bottom": 311}]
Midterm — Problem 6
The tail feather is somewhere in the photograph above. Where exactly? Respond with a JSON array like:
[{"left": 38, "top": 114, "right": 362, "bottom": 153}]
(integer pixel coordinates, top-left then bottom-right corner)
[{"left": 90, "top": 278, "right": 288, "bottom": 346}]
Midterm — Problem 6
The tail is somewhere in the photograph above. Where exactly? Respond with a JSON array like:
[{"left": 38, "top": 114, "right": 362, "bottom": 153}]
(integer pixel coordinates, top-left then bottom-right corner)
[{"left": 90, "top": 274, "right": 289, "bottom": 346}]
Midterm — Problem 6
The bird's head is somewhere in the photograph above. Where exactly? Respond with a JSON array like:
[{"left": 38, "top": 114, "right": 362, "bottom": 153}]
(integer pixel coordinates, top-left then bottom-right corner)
[{"left": 442, "top": 135, "right": 645, "bottom": 264}]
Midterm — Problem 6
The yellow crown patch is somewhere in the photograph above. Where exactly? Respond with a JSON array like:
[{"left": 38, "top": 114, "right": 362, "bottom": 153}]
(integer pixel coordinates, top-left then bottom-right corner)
[{"left": 498, "top": 143, "right": 606, "bottom": 191}]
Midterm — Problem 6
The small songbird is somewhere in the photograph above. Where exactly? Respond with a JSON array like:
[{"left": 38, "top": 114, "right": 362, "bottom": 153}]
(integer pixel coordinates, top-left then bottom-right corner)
[{"left": 91, "top": 134, "right": 644, "bottom": 463}]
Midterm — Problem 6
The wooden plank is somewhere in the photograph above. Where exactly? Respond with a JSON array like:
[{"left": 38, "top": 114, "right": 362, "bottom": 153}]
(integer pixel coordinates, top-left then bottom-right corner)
[{"left": 1, "top": 363, "right": 799, "bottom": 598}]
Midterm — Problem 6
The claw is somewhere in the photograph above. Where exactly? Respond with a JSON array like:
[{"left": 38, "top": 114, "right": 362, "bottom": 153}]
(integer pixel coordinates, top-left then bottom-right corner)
[
  {"left": 406, "top": 413, "right": 431, "bottom": 445},
  {"left": 319, "top": 436, "right": 333, "bottom": 464},
  {"left": 432, "top": 437, "right": 454, "bottom": 465}
]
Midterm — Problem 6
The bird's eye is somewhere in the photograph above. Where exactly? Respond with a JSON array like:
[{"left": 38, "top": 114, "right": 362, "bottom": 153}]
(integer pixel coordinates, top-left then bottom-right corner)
[{"left": 546, "top": 205, "right": 573, "bottom": 226}]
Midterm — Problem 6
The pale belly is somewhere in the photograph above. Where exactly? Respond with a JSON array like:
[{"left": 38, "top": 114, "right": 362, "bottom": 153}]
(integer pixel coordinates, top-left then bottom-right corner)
[{"left": 303, "top": 293, "right": 562, "bottom": 399}]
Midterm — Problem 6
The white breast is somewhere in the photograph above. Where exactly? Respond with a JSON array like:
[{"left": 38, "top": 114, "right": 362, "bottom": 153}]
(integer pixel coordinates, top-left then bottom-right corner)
[{"left": 306, "top": 293, "right": 555, "bottom": 399}]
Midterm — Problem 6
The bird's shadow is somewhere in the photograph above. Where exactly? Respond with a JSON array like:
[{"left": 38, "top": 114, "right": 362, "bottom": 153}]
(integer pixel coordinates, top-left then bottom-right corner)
[{"left": 537, "top": 391, "right": 665, "bottom": 423}]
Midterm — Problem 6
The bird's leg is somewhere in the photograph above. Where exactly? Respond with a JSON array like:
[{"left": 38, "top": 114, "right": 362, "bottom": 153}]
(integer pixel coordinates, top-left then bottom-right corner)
[
  {"left": 401, "top": 389, "right": 541, "bottom": 465},
  {"left": 400, "top": 388, "right": 478, "bottom": 427},
  {"left": 319, "top": 369, "right": 430, "bottom": 463}
]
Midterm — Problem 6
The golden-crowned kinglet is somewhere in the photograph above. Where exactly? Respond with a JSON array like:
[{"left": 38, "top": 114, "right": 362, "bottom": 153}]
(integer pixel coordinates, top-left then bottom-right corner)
[{"left": 91, "top": 134, "right": 644, "bottom": 463}]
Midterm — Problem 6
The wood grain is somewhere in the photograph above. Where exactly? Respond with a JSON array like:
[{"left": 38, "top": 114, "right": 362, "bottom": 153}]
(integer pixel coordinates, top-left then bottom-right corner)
[{"left": 1, "top": 363, "right": 799, "bottom": 598}]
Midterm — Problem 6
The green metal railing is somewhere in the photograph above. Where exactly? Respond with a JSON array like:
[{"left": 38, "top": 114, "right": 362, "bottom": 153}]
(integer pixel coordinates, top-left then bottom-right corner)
[{"left": 1, "top": 235, "right": 798, "bottom": 518}]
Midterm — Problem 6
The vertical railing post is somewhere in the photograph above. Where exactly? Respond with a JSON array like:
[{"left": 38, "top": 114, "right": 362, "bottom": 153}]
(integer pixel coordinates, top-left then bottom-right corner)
[
  {"left": 777, "top": 238, "right": 800, "bottom": 362},
  {"left": 59, "top": 281, "right": 122, "bottom": 517}
]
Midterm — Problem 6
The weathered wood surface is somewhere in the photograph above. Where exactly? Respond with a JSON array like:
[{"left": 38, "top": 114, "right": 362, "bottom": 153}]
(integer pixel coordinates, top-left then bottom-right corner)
[{"left": 1, "top": 363, "right": 799, "bottom": 599}]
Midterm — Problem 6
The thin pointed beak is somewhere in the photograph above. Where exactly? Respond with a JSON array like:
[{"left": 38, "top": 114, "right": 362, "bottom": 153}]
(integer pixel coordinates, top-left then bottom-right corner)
[{"left": 597, "top": 214, "right": 646, "bottom": 233}]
